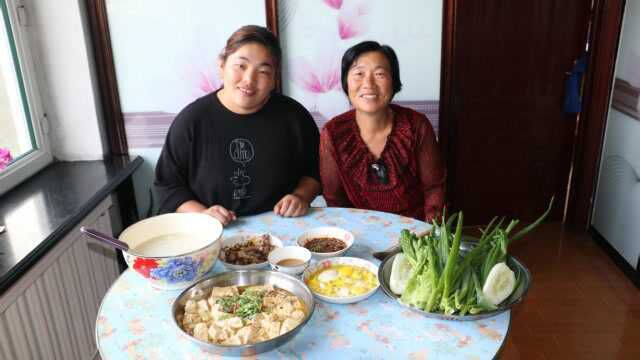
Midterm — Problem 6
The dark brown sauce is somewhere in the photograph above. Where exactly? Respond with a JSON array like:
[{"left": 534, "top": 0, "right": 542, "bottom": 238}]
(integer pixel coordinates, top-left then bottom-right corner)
[
  {"left": 277, "top": 258, "right": 305, "bottom": 267},
  {"left": 303, "top": 237, "right": 346, "bottom": 253}
]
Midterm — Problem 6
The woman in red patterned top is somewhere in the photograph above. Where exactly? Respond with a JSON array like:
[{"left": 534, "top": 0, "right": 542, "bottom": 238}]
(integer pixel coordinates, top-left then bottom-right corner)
[{"left": 319, "top": 41, "right": 445, "bottom": 222}]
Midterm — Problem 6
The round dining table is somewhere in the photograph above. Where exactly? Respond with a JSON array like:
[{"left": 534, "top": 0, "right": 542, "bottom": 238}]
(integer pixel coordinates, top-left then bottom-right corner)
[{"left": 96, "top": 207, "right": 510, "bottom": 359}]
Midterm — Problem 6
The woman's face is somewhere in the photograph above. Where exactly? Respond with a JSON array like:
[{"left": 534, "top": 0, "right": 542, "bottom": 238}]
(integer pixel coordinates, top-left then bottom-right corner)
[
  {"left": 347, "top": 51, "right": 393, "bottom": 116},
  {"left": 218, "top": 43, "right": 276, "bottom": 114}
]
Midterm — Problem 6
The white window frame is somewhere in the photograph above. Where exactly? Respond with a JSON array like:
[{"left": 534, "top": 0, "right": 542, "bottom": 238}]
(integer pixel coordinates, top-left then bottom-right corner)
[{"left": 0, "top": 0, "right": 52, "bottom": 195}]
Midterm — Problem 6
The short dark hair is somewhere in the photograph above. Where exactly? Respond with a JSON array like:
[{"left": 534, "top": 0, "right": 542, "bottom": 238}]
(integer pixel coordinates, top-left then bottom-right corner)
[
  {"left": 341, "top": 41, "right": 402, "bottom": 97},
  {"left": 219, "top": 25, "right": 282, "bottom": 73}
]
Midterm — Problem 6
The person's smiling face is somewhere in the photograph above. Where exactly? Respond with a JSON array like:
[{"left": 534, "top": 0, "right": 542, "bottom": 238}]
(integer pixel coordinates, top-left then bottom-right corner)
[
  {"left": 347, "top": 51, "right": 393, "bottom": 116},
  {"left": 218, "top": 42, "right": 276, "bottom": 114}
]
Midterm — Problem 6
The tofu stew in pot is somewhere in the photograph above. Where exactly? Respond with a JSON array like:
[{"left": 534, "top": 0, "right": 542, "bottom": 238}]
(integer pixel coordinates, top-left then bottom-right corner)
[{"left": 178, "top": 284, "right": 307, "bottom": 345}]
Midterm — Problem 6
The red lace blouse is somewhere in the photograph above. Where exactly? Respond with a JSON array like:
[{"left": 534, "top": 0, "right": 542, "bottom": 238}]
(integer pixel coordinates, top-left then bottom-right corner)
[{"left": 319, "top": 104, "right": 445, "bottom": 222}]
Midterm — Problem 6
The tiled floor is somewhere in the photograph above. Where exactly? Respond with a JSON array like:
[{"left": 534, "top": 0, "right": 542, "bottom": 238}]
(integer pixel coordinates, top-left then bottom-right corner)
[{"left": 498, "top": 223, "right": 640, "bottom": 359}]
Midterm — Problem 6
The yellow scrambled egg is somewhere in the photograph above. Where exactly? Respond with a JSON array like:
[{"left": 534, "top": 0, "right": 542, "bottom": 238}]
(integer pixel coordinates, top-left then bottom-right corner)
[{"left": 306, "top": 265, "right": 378, "bottom": 297}]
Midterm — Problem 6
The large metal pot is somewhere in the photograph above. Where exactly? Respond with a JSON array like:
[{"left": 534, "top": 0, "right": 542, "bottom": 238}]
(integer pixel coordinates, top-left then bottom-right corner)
[{"left": 171, "top": 270, "right": 315, "bottom": 356}]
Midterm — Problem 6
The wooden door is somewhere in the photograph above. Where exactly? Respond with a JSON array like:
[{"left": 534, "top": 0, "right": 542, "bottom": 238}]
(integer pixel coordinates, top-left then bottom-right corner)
[{"left": 440, "top": 1, "right": 593, "bottom": 224}]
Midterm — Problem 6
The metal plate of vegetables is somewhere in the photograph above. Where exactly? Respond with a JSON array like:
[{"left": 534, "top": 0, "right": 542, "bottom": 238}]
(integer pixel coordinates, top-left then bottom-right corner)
[{"left": 378, "top": 199, "right": 553, "bottom": 321}]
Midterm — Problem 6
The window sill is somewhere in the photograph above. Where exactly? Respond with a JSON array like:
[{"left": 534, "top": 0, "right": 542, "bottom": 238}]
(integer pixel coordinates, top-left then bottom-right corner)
[
  {"left": 0, "top": 149, "right": 53, "bottom": 196},
  {"left": 0, "top": 155, "right": 143, "bottom": 294}
]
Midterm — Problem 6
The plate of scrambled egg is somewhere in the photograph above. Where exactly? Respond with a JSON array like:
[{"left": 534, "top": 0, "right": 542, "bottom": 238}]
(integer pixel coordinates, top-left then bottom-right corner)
[{"left": 303, "top": 257, "right": 379, "bottom": 304}]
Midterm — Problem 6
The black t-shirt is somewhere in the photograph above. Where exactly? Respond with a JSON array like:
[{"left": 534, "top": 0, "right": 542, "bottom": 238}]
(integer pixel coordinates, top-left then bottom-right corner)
[{"left": 154, "top": 90, "right": 320, "bottom": 215}]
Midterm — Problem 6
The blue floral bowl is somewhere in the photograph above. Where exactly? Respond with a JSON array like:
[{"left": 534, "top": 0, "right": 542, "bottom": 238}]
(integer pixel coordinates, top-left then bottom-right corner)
[{"left": 119, "top": 213, "right": 223, "bottom": 290}]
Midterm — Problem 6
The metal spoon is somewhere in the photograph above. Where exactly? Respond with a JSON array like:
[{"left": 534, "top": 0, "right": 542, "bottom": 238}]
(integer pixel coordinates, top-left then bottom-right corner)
[
  {"left": 372, "top": 229, "right": 431, "bottom": 261},
  {"left": 372, "top": 245, "right": 401, "bottom": 261},
  {"left": 80, "top": 226, "right": 130, "bottom": 252},
  {"left": 372, "top": 230, "right": 480, "bottom": 261}
]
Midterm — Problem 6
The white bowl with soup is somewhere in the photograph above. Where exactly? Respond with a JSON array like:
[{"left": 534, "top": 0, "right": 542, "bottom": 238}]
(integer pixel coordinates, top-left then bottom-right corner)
[
  {"left": 296, "top": 226, "right": 354, "bottom": 259},
  {"left": 268, "top": 246, "right": 311, "bottom": 276},
  {"left": 119, "top": 213, "right": 223, "bottom": 290}
]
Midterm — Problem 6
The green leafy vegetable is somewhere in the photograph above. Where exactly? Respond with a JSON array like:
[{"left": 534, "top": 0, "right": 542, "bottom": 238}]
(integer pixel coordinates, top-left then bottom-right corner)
[{"left": 393, "top": 198, "right": 553, "bottom": 315}]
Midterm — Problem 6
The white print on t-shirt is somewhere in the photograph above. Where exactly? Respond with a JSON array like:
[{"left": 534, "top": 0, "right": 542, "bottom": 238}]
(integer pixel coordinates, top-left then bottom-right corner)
[{"left": 229, "top": 138, "right": 254, "bottom": 200}]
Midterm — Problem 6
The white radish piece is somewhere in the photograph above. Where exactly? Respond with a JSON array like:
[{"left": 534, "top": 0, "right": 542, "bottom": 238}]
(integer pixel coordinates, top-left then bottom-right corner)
[
  {"left": 390, "top": 253, "right": 413, "bottom": 295},
  {"left": 482, "top": 262, "right": 516, "bottom": 305}
]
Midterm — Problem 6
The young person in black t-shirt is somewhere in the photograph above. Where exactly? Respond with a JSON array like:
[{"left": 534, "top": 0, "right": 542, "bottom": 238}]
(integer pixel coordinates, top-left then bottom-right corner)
[{"left": 154, "top": 25, "right": 321, "bottom": 226}]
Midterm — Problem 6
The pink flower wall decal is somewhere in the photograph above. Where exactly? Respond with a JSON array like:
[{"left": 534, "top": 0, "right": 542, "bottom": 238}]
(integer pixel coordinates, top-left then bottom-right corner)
[
  {"left": 293, "top": 57, "right": 341, "bottom": 94},
  {"left": 0, "top": 148, "right": 13, "bottom": 171},
  {"left": 198, "top": 69, "right": 222, "bottom": 95},
  {"left": 292, "top": 51, "right": 350, "bottom": 120},
  {"left": 338, "top": 1, "right": 371, "bottom": 39},
  {"left": 323, "top": 0, "right": 343, "bottom": 10}
]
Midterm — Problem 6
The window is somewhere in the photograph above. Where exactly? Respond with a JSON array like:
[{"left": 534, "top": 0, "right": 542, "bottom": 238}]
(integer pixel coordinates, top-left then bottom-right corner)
[{"left": 0, "top": 0, "right": 51, "bottom": 195}]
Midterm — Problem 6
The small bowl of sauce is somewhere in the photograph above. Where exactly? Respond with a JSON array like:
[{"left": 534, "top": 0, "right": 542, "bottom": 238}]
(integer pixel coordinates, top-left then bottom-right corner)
[
  {"left": 303, "top": 237, "right": 346, "bottom": 253},
  {"left": 296, "top": 227, "right": 354, "bottom": 259},
  {"left": 268, "top": 246, "right": 311, "bottom": 276}
]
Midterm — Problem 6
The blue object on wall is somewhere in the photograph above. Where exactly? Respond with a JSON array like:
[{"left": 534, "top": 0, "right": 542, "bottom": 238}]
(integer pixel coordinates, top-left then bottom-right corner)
[{"left": 563, "top": 55, "right": 587, "bottom": 114}]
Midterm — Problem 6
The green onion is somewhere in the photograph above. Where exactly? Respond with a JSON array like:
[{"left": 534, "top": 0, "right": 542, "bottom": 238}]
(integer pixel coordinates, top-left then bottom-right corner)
[{"left": 216, "top": 290, "right": 265, "bottom": 319}]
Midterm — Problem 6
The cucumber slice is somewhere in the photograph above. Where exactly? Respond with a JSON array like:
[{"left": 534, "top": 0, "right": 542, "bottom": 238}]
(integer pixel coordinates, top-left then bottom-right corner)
[
  {"left": 482, "top": 262, "right": 516, "bottom": 305},
  {"left": 390, "top": 253, "right": 413, "bottom": 295}
]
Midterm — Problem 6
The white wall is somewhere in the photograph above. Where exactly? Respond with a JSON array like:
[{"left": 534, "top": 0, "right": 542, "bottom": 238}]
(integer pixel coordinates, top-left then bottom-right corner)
[
  {"left": 616, "top": 1, "right": 640, "bottom": 87},
  {"left": 592, "top": 1, "right": 640, "bottom": 268},
  {"left": 592, "top": 110, "right": 640, "bottom": 267},
  {"left": 30, "top": 0, "right": 107, "bottom": 160}
]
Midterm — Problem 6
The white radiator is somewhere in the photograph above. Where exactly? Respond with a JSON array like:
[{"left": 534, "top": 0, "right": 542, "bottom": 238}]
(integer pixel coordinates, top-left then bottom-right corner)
[{"left": 0, "top": 198, "right": 120, "bottom": 360}]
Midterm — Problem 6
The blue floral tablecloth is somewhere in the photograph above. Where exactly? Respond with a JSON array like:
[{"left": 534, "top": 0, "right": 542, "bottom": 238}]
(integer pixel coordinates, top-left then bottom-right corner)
[{"left": 96, "top": 207, "right": 510, "bottom": 359}]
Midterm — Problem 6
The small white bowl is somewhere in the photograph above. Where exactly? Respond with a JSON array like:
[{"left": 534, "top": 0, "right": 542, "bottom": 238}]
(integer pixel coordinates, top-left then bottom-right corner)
[
  {"left": 268, "top": 246, "right": 312, "bottom": 276},
  {"left": 219, "top": 233, "right": 283, "bottom": 270},
  {"left": 302, "top": 257, "right": 379, "bottom": 304},
  {"left": 296, "top": 226, "right": 354, "bottom": 259}
]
